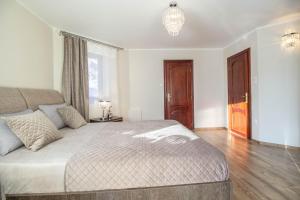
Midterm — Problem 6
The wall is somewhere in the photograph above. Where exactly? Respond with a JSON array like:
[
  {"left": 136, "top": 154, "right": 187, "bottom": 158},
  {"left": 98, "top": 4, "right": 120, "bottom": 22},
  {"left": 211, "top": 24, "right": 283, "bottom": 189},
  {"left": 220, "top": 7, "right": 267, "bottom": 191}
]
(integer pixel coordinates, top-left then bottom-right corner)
[
  {"left": 118, "top": 49, "right": 226, "bottom": 128},
  {"left": 224, "top": 18, "right": 300, "bottom": 147},
  {"left": 0, "top": 0, "right": 53, "bottom": 89},
  {"left": 52, "top": 28, "right": 64, "bottom": 91},
  {"left": 256, "top": 19, "right": 300, "bottom": 147},
  {"left": 118, "top": 50, "right": 130, "bottom": 120}
]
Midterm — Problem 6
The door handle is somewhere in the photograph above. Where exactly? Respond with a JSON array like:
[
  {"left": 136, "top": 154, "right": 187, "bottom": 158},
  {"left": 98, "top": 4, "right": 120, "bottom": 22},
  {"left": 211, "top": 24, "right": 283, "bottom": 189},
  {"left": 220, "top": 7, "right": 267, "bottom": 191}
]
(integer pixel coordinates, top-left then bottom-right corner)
[
  {"left": 167, "top": 93, "right": 172, "bottom": 102},
  {"left": 242, "top": 92, "right": 248, "bottom": 103}
]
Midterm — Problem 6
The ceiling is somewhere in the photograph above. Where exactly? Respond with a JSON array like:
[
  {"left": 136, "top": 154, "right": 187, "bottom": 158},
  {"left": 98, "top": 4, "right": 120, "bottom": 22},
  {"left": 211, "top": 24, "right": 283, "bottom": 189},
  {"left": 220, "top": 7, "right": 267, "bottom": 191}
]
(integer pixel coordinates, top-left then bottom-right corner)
[{"left": 18, "top": 0, "right": 300, "bottom": 49}]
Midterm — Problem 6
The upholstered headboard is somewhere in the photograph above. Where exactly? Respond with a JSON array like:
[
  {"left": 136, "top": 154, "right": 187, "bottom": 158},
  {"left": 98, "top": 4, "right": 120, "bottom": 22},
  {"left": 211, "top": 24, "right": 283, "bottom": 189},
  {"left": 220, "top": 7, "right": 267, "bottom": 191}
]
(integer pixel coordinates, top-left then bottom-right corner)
[{"left": 0, "top": 87, "right": 65, "bottom": 114}]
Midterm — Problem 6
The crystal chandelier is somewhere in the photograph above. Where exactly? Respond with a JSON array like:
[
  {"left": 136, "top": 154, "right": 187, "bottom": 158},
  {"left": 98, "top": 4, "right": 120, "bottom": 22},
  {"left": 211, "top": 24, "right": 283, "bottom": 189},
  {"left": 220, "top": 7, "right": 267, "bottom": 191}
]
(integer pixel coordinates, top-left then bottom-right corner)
[{"left": 162, "top": 2, "right": 185, "bottom": 36}]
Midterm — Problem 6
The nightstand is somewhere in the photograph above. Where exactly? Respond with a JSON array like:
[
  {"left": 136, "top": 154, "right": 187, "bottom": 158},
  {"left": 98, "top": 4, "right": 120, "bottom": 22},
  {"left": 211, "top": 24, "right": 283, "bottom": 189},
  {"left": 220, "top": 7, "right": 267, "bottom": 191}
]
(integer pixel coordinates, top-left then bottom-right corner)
[{"left": 90, "top": 116, "right": 123, "bottom": 123}]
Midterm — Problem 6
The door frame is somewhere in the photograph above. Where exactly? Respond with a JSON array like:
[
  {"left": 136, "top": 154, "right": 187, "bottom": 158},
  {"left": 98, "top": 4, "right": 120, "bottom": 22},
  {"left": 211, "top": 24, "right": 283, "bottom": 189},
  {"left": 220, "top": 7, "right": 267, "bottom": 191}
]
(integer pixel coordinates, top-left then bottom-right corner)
[
  {"left": 227, "top": 48, "right": 252, "bottom": 139},
  {"left": 164, "top": 60, "right": 194, "bottom": 129}
]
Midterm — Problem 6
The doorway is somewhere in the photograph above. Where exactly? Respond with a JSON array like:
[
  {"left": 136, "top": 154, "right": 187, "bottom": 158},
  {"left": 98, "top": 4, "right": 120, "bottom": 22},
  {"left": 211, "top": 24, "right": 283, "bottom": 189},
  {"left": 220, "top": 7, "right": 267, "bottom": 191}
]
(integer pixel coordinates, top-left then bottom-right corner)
[
  {"left": 227, "top": 49, "right": 251, "bottom": 139},
  {"left": 164, "top": 60, "right": 194, "bottom": 129}
]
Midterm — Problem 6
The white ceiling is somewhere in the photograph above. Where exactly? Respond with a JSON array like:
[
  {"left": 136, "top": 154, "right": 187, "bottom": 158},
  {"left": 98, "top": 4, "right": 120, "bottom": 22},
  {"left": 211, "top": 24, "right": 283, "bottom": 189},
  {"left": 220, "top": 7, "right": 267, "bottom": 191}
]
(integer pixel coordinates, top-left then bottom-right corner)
[{"left": 18, "top": 0, "right": 300, "bottom": 49}]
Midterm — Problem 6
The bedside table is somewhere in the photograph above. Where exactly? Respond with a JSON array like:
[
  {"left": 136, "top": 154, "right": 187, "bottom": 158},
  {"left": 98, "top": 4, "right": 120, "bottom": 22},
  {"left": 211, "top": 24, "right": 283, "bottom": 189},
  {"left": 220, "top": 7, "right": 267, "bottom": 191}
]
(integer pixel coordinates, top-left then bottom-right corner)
[{"left": 90, "top": 116, "right": 123, "bottom": 123}]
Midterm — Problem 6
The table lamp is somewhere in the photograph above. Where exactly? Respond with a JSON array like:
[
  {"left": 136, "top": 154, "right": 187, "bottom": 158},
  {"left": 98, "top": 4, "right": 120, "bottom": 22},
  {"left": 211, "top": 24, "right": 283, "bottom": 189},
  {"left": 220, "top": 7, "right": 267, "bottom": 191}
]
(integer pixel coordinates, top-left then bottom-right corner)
[{"left": 98, "top": 100, "right": 112, "bottom": 120}]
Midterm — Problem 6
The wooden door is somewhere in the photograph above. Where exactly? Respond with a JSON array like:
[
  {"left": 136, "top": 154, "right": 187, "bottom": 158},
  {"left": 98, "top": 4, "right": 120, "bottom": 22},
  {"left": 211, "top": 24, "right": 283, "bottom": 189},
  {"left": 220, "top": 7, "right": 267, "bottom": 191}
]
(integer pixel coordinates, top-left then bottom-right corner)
[
  {"left": 227, "top": 49, "right": 251, "bottom": 139},
  {"left": 164, "top": 60, "right": 194, "bottom": 129}
]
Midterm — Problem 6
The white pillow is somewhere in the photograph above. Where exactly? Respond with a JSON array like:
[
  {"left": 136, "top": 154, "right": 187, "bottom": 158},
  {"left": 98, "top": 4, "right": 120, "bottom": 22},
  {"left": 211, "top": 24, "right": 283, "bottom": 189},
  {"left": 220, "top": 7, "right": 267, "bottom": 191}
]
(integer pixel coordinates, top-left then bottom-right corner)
[
  {"left": 39, "top": 104, "right": 66, "bottom": 129},
  {"left": 0, "top": 109, "right": 33, "bottom": 156}
]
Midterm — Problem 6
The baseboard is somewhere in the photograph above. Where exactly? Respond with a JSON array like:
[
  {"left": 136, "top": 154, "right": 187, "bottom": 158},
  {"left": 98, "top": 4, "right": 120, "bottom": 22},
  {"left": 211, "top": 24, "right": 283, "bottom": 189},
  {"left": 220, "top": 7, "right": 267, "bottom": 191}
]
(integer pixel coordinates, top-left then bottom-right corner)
[
  {"left": 195, "top": 128, "right": 300, "bottom": 149},
  {"left": 251, "top": 139, "right": 300, "bottom": 150},
  {"left": 194, "top": 127, "right": 227, "bottom": 131}
]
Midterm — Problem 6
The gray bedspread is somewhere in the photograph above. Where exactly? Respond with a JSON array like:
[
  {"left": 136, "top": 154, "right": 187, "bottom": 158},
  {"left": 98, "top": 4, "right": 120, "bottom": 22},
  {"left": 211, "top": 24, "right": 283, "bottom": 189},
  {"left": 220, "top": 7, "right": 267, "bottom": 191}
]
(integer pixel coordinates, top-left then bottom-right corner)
[{"left": 65, "top": 120, "right": 229, "bottom": 192}]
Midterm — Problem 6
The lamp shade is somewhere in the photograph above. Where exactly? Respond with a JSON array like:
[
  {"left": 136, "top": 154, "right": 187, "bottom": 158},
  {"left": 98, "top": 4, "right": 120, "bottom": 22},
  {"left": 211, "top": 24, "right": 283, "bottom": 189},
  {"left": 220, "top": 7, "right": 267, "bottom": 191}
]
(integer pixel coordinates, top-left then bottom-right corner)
[
  {"left": 282, "top": 32, "right": 300, "bottom": 48},
  {"left": 98, "top": 100, "right": 111, "bottom": 109}
]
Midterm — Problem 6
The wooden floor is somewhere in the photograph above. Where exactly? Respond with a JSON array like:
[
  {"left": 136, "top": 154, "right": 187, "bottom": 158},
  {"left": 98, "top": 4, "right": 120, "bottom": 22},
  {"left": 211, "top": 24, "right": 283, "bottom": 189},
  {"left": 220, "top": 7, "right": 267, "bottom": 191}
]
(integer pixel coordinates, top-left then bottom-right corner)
[{"left": 195, "top": 130, "right": 300, "bottom": 200}]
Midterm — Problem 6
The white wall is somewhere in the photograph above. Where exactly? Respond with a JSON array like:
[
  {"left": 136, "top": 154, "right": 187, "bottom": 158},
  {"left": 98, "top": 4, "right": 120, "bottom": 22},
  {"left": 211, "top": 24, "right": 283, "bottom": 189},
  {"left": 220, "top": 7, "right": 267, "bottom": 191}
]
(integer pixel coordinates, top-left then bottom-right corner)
[
  {"left": 118, "top": 49, "right": 226, "bottom": 128},
  {"left": 118, "top": 50, "right": 130, "bottom": 119},
  {"left": 256, "top": 20, "right": 300, "bottom": 147},
  {"left": 0, "top": 0, "right": 53, "bottom": 89},
  {"left": 52, "top": 28, "right": 64, "bottom": 91},
  {"left": 224, "top": 18, "right": 300, "bottom": 147}
]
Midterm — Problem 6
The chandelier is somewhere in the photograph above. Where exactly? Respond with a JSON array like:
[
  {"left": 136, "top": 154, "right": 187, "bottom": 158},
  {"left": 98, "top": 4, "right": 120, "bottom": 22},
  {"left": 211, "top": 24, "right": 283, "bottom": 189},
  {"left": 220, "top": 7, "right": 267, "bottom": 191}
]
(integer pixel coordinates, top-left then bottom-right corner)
[{"left": 162, "top": 2, "right": 185, "bottom": 36}]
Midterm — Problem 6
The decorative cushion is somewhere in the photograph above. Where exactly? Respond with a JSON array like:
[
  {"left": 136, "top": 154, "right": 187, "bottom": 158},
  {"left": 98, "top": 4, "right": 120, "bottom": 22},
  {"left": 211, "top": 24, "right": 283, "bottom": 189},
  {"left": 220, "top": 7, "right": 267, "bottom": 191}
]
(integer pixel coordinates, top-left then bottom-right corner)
[
  {"left": 3, "top": 110, "right": 63, "bottom": 151},
  {"left": 57, "top": 106, "right": 87, "bottom": 129},
  {"left": 0, "top": 109, "right": 33, "bottom": 156},
  {"left": 39, "top": 103, "right": 66, "bottom": 129}
]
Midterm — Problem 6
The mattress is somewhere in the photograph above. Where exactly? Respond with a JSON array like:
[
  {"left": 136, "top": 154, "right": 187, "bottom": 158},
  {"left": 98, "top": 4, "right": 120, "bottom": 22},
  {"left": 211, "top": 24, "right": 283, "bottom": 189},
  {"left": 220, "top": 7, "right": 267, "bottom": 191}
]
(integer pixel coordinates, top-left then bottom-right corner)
[
  {"left": 0, "top": 121, "right": 229, "bottom": 195},
  {"left": 0, "top": 124, "right": 97, "bottom": 195}
]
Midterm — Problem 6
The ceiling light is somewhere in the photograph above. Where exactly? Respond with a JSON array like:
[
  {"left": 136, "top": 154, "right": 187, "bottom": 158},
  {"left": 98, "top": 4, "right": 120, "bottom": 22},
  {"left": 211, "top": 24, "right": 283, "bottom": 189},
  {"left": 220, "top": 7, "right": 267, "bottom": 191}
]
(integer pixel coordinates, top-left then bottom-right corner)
[
  {"left": 162, "top": 2, "right": 185, "bottom": 37},
  {"left": 282, "top": 31, "right": 300, "bottom": 48}
]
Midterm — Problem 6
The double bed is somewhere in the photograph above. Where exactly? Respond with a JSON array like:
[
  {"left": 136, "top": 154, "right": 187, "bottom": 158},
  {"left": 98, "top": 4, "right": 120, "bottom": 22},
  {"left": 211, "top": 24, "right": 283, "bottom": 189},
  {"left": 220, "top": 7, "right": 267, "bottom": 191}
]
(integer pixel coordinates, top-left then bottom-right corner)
[{"left": 0, "top": 87, "right": 231, "bottom": 200}]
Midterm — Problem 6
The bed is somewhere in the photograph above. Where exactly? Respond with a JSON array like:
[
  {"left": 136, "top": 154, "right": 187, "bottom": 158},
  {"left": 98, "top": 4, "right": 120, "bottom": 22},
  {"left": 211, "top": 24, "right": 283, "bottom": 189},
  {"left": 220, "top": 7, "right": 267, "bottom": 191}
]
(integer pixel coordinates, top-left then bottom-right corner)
[{"left": 0, "top": 87, "right": 231, "bottom": 200}]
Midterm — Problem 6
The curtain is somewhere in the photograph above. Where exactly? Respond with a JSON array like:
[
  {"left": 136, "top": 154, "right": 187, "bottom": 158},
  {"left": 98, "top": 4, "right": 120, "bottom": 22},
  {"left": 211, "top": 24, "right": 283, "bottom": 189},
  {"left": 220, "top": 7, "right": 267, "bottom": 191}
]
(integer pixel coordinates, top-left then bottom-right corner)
[
  {"left": 87, "top": 42, "right": 119, "bottom": 119},
  {"left": 62, "top": 36, "right": 89, "bottom": 121}
]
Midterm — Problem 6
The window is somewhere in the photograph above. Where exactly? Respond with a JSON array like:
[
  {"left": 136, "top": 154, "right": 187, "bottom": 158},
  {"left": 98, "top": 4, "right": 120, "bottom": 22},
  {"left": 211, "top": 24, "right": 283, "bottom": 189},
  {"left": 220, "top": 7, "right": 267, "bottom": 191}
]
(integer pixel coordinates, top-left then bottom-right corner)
[
  {"left": 87, "top": 42, "right": 119, "bottom": 118},
  {"left": 88, "top": 53, "right": 104, "bottom": 103}
]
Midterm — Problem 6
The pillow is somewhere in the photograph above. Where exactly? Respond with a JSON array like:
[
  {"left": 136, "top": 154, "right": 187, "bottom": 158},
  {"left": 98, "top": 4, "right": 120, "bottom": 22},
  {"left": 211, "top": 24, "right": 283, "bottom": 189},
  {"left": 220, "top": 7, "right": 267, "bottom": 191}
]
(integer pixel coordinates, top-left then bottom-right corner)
[
  {"left": 39, "top": 103, "right": 66, "bottom": 129},
  {"left": 3, "top": 110, "right": 63, "bottom": 151},
  {"left": 57, "top": 106, "right": 87, "bottom": 129},
  {"left": 0, "top": 109, "right": 33, "bottom": 156}
]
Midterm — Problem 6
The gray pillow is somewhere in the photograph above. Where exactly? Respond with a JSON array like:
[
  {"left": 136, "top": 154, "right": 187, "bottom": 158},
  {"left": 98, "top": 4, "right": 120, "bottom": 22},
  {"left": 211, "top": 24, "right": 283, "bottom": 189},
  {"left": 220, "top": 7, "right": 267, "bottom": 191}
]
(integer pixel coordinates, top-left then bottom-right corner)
[
  {"left": 0, "top": 109, "right": 33, "bottom": 156},
  {"left": 39, "top": 104, "right": 66, "bottom": 129}
]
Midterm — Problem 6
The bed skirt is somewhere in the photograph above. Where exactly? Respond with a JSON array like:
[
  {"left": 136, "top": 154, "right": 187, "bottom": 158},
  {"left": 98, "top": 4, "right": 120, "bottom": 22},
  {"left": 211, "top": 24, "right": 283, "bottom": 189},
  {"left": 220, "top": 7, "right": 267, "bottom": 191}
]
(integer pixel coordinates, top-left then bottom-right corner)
[{"left": 4, "top": 180, "right": 231, "bottom": 200}]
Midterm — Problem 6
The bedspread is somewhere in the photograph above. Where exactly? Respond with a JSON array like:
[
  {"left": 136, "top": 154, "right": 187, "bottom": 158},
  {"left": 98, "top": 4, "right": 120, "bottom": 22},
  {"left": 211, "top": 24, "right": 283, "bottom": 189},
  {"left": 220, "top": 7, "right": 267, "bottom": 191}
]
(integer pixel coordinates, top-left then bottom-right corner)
[{"left": 65, "top": 120, "right": 229, "bottom": 192}]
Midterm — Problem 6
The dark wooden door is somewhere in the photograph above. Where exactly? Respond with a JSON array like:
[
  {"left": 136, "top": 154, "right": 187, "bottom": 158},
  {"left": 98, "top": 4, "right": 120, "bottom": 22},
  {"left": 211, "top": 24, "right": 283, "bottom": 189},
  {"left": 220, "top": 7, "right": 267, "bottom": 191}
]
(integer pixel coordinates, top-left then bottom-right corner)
[
  {"left": 164, "top": 60, "right": 194, "bottom": 129},
  {"left": 227, "top": 49, "right": 251, "bottom": 139}
]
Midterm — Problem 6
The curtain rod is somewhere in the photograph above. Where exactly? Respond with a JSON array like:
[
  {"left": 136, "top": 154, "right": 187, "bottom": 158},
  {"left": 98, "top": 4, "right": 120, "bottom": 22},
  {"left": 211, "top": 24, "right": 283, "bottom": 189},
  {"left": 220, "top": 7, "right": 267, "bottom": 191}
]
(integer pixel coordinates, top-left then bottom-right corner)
[{"left": 60, "top": 31, "right": 124, "bottom": 50}]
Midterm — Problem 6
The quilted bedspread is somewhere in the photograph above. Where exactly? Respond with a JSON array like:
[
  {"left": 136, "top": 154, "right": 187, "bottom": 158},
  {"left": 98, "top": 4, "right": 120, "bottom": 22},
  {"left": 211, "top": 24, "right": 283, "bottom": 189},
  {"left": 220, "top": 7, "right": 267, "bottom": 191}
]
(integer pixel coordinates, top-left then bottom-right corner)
[{"left": 65, "top": 120, "right": 229, "bottom": 192}]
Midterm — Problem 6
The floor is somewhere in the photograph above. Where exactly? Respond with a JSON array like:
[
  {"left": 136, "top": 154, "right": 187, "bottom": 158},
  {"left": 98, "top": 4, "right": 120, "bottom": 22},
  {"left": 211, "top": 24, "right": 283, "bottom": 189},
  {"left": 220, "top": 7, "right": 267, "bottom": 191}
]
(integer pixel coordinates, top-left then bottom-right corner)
[{"left": 195, "top": 130, "right": 300, "bottom": 200}]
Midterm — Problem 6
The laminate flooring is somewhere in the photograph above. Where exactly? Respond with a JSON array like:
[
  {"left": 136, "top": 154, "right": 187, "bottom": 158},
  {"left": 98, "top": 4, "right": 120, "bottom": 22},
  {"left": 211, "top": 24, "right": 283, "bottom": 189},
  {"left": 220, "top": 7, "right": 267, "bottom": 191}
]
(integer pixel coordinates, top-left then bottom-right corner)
[{"left": 195, "top": 130, "right": 300, "bottom": 200}]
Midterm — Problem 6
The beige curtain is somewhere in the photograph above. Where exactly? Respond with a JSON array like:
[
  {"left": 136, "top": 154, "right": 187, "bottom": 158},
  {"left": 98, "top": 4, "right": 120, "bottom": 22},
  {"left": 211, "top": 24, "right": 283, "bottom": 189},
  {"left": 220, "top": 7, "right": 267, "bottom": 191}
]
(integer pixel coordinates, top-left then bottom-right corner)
[{"left": 62, "top": 36, "right": 89, "bottom": 121}]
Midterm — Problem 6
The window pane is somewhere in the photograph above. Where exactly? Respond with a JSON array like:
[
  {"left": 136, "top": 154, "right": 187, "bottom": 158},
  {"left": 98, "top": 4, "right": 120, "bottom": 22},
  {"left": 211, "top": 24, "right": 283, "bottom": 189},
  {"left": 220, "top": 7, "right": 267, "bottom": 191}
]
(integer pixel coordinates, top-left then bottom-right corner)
[{"left": 88, "top": 53, "right": 103, "bottom": 103}]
